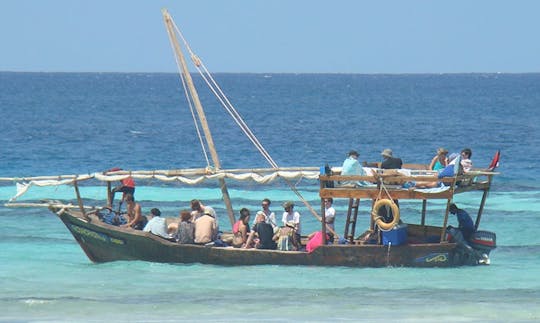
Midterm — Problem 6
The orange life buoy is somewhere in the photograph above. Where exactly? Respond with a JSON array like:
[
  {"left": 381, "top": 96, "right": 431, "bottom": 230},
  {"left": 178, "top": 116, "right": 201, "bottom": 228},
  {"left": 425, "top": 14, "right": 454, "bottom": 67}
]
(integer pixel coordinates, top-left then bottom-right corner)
[{"left": 371, "top": 199, "right": 400, "bottom": 231}]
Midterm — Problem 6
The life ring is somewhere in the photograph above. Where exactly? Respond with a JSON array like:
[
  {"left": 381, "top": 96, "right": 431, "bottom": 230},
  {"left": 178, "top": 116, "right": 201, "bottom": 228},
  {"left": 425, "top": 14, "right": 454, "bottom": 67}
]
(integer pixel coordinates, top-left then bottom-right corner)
[{"left": 371, "top": 199, "right": 400, "bottom": 231}]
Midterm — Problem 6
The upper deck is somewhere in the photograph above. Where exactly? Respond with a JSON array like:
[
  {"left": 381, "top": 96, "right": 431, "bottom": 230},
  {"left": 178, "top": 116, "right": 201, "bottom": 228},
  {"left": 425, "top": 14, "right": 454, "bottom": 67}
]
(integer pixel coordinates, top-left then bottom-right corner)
[{"left": 319, "top": 163, "right": 497, "bottom": 200}]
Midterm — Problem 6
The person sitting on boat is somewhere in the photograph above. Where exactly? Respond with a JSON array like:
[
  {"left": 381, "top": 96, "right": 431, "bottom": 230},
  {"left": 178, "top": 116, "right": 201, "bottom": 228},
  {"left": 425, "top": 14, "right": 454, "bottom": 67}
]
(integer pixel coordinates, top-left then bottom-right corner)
[
  {"left": 108, "top": 167, "right": 136, "bottom": 210},
  {"left": 281, "top": 201, "right": 301, "bottom": 246},
  {"left": 323, "top": 198, "right": 336, "bottom": 243},
  {"left": 449, "top": 148, "right": 473, "bottom": 173},
  {"left": 175, "top": 209, "right": 195, "bottom": 244},
  {"left": 429, "top": 147, "right": 449, "bottom": 171},
  {"left": 253, "top": 198, "right": 277, "bottom": 231},
  {"left": 340, "top": 150, "right": 373, "bottom": 187},
  {"left": 381, "top": 149, "right": 403, "bottom": 169},
  {"left": 194, "top": 210, "right": 218, "bottom": 245},
  {"left": 245, "top": 211, "right": 277, "bottom": 250},
  {"left": 232, "top": 208, "right": 251, "bottom": 248},
  {"left": 143, "top": 208, "right": 170, "bottom": 239},
  {"left": 405, "top": 149, "right": 467, "bottom": 189},
  {"left": 190, "top": 199, "right": 218, "bottom": 225},
  {"left": 121, "top": 194, "right": 147, "bottom": 230},
  {"left": 273, "top": 221, "right": 299, "bottom": 251}
]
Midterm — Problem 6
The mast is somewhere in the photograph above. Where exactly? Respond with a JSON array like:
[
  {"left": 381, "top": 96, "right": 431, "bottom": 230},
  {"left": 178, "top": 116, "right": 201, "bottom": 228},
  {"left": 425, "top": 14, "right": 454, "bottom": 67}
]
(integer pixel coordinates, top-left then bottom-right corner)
[{"left": 162, "top": 9, "right": 236, "bottom": 226}]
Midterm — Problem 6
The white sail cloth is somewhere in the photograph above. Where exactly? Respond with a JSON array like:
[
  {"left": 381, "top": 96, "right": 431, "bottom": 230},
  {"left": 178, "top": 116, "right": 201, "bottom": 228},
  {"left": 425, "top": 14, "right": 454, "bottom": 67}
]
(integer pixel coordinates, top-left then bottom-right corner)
[{"left": 7, "top": 170, "right": 320, "bottom": 202}]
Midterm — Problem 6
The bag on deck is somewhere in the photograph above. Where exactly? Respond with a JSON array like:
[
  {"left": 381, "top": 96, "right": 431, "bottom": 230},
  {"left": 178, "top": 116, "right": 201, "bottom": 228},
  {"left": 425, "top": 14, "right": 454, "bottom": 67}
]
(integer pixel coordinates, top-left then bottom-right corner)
[
  {"left": 277, "top": 226, "right": 296, "bottom": 251},
  {"left": 101, "top": 212, "right": 127, "bottom": 226}
]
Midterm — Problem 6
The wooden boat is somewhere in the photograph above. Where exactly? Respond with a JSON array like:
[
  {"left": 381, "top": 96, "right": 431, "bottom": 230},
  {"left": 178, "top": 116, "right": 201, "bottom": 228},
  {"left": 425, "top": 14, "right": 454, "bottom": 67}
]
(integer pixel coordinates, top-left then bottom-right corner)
[
  {"left": 28, "top": 165, "right": 493, "bottom": 267},
  {"left": 2, "top": 10, "right": 499, "bottom": 267}
]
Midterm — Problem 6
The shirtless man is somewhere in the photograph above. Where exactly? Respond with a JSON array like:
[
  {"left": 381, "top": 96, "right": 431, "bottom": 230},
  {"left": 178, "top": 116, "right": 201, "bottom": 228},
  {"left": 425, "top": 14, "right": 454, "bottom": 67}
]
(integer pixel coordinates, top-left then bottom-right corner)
[{"left": 122, "top": 193, "right": 145, "bottom": 229}]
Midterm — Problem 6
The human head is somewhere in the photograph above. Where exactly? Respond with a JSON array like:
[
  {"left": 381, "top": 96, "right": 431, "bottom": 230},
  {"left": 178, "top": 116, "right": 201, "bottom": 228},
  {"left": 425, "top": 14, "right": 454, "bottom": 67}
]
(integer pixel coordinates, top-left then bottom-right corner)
[
  {"left": 180, "top": 210, "right": 191, "bottom": 222},
  {"left": 381, "top": 149, "right": 393, "bottom": 158},
  {"left": 348, "top": 150, "right": 359, "bottom": 158},
  {"left": 449, "top": 203, "right": 458, "bottom": 214},
  {"left": 324, "top": 198, "right": 333, "bottom": 205},
  {"left": 150, "top": 208, "right": 161, "bottom": 217},
  {"left": 261, "top": 198, "right": 271, "bottom": 209},
  {"left": 239, "top": 208, "right": 250, "bottom": 223},
  {"left": 461, "top": 148, "right": 472, "bottom": 159},
  {"left": 283, "top": 201, "right": 294, "bottom": 212},
  {"left": 437, "top": 147, "right": 448, "bottom": 156},
  {"left": 256, "top": 211, "right": 266, "bottom": 223},
  {"left": 124, "top": 193, "right": 134, "bottom": 203},
  {"left": 190, "top": 199, "right": 202, "bottom": 211}
]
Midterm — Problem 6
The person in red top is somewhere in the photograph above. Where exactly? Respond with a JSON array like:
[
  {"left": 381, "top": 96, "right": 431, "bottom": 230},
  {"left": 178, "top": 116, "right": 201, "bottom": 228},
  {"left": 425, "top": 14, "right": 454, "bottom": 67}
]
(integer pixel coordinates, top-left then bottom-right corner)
[{"left": 108, "top": 167, "right": 136, "bottom": 210}]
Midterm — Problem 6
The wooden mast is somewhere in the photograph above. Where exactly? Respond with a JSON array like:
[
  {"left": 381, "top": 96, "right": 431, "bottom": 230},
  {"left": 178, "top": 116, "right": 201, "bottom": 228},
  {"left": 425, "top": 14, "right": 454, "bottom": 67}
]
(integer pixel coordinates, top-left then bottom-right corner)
[{"left": 162, "top": 9, "right": 236, "bottom": 226}]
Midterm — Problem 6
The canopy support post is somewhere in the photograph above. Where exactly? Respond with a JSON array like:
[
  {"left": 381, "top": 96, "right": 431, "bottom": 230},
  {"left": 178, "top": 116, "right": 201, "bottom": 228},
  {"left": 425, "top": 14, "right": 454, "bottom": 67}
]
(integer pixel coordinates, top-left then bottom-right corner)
[{"left": 73, "top": 180, "right": 88, "bottom": 221}]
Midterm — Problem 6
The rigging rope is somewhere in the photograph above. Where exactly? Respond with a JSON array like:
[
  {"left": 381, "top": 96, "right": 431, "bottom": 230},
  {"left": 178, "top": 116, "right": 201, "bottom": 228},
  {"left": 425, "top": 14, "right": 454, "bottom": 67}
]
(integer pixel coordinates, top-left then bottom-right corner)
[
  {"left": 168, "top": 18, "right": 323, "bottom": 222},
  {"left": 171, "top": 20, "right": 278, "bottom": 168}
]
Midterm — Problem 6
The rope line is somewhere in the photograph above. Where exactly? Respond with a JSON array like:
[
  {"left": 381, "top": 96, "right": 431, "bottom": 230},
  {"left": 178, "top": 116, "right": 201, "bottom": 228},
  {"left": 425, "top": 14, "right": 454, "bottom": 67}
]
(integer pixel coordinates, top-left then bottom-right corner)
[
  {"left": 170, "top": 20, "right": 278, "bottom": 168},
  {"left": 167, "top": 16, "right": 323, "bottom": 223}
]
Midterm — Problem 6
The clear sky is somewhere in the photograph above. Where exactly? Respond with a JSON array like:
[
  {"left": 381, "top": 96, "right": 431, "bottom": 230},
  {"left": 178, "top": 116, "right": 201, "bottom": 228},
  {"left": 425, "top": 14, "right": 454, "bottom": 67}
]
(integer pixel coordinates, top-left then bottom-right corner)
[{"left": 2, "top": 0, "right": 540, "bottom": 73}]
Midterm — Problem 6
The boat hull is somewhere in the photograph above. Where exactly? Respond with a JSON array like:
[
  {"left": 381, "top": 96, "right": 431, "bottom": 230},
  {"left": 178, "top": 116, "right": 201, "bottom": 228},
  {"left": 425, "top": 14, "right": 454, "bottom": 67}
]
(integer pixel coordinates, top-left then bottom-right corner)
[{"left": 56, "top": 209, "right": 468, "bottom": 267}]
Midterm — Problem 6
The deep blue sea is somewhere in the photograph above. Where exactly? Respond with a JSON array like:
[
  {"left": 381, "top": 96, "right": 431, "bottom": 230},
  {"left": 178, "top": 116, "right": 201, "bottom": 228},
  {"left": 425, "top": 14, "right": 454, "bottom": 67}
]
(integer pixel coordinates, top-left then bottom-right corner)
[{"left": 1, "top": 72, "right": 539, "bottom": 322}]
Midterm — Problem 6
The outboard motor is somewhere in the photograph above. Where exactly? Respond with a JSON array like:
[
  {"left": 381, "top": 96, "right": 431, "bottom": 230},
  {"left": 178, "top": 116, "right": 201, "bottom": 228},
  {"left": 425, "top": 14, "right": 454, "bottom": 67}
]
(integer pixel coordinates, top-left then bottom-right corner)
[
  {"left": 447, "top": 227, "right": 495, "bottom": 265},
  {"left": 469, "top": 230, "right": 497, "bottom": 255}
]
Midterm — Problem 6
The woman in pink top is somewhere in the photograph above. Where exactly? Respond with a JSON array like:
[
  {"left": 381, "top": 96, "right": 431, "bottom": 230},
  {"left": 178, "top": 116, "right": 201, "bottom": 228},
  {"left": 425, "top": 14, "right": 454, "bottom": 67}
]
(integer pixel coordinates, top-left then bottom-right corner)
[{"left": 232, "top": 208, "right": 251, "bottom": 247}]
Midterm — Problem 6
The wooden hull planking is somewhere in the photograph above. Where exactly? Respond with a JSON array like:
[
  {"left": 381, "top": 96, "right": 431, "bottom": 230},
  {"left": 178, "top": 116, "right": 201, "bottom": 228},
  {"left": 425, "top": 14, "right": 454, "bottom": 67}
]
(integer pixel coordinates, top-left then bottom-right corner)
[{"left": 57, "top": 209, "right": 461, "bottom": 268}]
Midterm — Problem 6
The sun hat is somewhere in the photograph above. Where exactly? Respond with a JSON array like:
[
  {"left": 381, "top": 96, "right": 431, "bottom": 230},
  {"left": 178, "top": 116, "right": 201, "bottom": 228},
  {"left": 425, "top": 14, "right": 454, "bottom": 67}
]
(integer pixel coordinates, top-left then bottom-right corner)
[
  {"left": 381, "top": 149, "right": 393, "bottom": 158},
  {"left": 282, "top": 201, "right": 295, "bottom": 209}
]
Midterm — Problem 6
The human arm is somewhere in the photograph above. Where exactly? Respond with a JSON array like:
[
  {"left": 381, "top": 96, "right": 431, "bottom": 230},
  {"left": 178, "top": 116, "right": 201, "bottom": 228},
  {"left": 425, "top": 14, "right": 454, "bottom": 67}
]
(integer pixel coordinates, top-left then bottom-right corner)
[
  {"left": 244, "top": 230, "right": 257, "bottom": 249},
  {"left": 428, "top": 155, "right": 438, "bottom": 170},
  {"left": 240, "top": 223, "right": 249, "bottom": 242},
  {"left": 269, "top": 212, "right": 277, "bottom": 227}
]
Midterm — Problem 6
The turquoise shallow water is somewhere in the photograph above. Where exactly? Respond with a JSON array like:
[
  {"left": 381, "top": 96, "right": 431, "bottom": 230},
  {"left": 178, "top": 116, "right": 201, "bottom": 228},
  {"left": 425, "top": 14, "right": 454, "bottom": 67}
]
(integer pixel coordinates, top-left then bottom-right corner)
[
  {"left": 1, "top": 72, "right": 540, "bottom": 322},
  {"left": 1, "top": 187, "right": 539, "bottom": 322}
]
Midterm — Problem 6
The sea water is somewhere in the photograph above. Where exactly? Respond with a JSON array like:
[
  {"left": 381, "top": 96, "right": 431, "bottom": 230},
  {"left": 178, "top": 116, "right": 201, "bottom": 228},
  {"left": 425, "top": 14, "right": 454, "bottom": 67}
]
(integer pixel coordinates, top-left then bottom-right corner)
[{"left": 1, "top": 72, "right": 539, "bottom": 322}]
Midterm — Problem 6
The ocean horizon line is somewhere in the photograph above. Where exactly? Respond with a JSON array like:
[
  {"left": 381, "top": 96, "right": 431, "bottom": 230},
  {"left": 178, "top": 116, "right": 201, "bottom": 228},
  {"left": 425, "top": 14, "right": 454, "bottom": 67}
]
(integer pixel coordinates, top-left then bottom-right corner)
[{"left": 1, "top": 70, "right": 540, "bottom": 76}]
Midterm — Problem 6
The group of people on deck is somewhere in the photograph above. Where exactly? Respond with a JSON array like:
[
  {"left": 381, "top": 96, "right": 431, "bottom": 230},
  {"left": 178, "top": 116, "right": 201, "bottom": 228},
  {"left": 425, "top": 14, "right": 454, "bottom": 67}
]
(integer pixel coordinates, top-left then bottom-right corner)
[
  {"left": 105, "top": 147, "right": 477, "bottom": 253},
  {"left": 107, "top": 189, "right": 323, "bottom": 251},
  {"left": 338, "top": 147, "right": 479, "bottom": 238},
  {"left": 340, "top": 147, "right": 474, "bottom": 189},
  {"left": 231, "top": 199, "right": 301, "bottom": 251}
]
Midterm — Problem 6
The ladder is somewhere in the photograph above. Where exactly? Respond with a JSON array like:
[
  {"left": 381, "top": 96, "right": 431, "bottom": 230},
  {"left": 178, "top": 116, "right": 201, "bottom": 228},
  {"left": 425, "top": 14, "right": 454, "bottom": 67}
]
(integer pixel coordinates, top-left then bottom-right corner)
[{"left": 344, "top": 198, "right": 360, "bottom": 243}]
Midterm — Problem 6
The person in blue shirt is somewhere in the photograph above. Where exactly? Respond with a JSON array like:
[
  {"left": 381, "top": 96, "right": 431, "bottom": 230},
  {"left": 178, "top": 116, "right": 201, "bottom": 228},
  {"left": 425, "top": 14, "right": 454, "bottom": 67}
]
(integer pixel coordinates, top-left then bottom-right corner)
[
  {"left": 447, "top": 203, "right": 488, "bottom": 264},
  {"left": 340, "top": 150, "right": 373, "bottom": 187},
  {"left": 449, "top": 203, "right": 475, "bottom": 241}
]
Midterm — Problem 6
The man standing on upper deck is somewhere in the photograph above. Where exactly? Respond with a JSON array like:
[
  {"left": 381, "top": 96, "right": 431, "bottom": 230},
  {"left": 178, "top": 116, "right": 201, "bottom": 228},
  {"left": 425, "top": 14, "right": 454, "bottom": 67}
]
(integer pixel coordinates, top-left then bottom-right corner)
[{"left": 381, "top": 149, "right": 403, "bottom": 169}]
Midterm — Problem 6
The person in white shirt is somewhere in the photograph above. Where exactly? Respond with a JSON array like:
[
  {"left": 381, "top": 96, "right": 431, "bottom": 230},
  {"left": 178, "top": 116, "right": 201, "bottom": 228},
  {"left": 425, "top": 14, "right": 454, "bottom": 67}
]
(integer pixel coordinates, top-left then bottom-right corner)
[
  {"left": 143, "top": 208, "right": 170, "bottom": 239},
  {"left": 281, "top": 201, "right": 301, "bottom": 245},
  {"left": 253, "top": 198, "right": 277, "bottom": 230},
  {"left": 324, "top": 198, "right": 336, "bottom": 243}
]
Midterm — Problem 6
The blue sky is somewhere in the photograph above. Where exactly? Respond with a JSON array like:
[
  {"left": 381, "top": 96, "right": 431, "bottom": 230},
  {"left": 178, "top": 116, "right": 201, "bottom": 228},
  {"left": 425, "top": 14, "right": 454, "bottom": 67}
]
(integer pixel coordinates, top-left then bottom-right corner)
[{"left": 2, "top": 0, "right": 539, "bottom": 73}]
